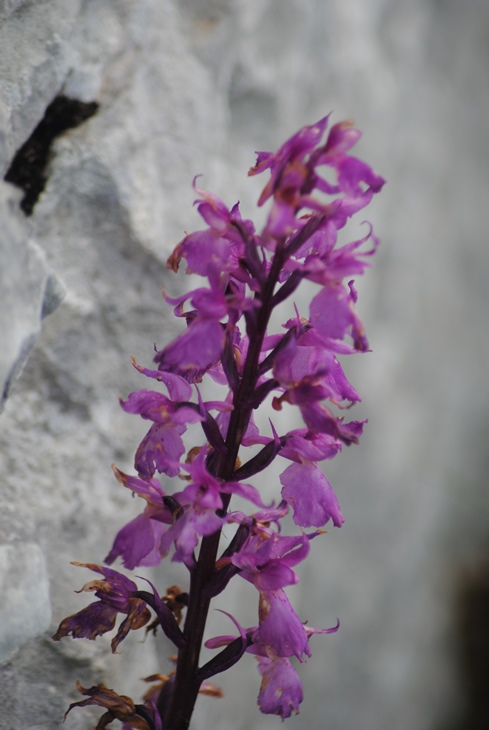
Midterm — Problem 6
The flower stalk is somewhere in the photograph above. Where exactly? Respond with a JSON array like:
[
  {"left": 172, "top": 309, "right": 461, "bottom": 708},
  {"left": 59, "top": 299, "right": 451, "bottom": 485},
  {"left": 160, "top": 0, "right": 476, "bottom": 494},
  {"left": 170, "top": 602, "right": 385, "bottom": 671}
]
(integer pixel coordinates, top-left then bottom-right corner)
[
  {"left": 163, "top": 239, "right": 290, "bottom": 729},
  {"left": 54, "top": 116, "right": 384, "bottom": 729}
]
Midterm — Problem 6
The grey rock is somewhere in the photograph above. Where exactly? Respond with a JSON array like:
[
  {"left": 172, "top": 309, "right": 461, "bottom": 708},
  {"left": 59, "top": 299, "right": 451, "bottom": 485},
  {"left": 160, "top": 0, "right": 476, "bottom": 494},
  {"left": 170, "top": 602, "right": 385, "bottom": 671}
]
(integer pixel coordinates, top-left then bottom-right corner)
[
  {"left": 0, "top": 543, "right": 51, "bottom": 664},
  {"left": 0, "top": 0, "right": 83, "bottom": 175},
  {"left": 0, "top": 183, "right": 65, "bottom": 413}
]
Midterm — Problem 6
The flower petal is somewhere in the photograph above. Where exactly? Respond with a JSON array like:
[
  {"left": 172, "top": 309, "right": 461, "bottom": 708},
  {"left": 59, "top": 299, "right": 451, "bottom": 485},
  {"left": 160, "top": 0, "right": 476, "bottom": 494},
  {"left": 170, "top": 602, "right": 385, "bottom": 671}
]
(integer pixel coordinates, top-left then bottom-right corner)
[
  {"left": 257, "top": 656, "right": 303, "bottom": 719},
  {"left": 257, "top": 589, "right": 310, "bottom": 660},
  {"left": 280, "top": 460, "right": 344, "bottom": 528}
]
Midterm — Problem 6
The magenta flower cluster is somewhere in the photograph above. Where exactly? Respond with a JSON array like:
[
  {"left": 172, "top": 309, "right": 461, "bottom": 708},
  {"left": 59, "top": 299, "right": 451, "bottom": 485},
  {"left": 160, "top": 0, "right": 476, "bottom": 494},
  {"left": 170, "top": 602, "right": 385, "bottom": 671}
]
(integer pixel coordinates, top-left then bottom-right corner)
[{"left": 54, "top": 116, "right": 384, "bottom": 730}]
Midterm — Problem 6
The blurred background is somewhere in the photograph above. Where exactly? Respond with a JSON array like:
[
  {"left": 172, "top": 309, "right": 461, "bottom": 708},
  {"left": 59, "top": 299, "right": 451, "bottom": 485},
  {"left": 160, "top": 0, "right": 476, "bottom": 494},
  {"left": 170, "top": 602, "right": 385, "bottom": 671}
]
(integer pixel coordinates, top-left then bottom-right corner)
[{"left": 1, "top": 1, "right": 488, "bottom": 729}]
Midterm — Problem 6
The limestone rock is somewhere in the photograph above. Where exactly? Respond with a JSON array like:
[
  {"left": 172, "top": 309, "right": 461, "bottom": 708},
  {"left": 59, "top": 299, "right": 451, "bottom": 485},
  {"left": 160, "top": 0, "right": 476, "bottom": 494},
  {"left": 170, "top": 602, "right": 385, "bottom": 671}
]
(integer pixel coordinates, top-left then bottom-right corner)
[
  {"left": 0, "top": 543, "right": 51, "bottom": 664},
  {"left": 0, "top": 183, "right": 65, "bottom": 413}
]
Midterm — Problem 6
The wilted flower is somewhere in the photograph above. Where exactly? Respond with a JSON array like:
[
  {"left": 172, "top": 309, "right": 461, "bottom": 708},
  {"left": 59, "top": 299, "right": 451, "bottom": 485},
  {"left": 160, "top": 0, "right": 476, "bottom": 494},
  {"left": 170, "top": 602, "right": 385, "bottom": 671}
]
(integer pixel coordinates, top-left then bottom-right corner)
[
  {"left": 65, "top": 681, "right": 160, "bottom": 730},
  {"left": 52, "top": 563, "right": 151, "bottom": 652}
]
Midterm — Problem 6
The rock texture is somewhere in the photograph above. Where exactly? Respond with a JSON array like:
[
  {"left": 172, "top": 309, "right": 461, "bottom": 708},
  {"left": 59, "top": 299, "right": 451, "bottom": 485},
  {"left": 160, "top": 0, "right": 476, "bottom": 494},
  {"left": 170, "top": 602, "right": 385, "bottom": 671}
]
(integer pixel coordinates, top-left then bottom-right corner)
[
  {"left": 1, "top": 1, "right": 488, "bottom": 729},
  {"left": 0, "top": 182, "right": 65, "bottom": 413},
  {"left": 0, "top": 542, "right": 51, "bottom": 664}
]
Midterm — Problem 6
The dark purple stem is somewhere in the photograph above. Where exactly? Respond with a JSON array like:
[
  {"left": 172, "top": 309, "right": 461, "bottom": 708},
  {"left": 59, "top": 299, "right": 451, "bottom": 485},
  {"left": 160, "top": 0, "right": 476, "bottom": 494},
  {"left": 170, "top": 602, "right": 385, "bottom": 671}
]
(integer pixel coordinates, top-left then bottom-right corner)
[{"left": 161, "top": 242, "right": 287, "bottom": 730}]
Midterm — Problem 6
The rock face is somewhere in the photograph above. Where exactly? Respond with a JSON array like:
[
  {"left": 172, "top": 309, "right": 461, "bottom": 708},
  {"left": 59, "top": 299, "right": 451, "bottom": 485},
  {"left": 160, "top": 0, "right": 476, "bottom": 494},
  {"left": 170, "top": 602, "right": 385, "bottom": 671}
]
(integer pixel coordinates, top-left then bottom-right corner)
[
  {"left": 0, "top": 183, "right": 65, "bottom": 414},
  {"left": 1, "top": 1, "right": 488, "bottom": 729},
  {"left": 0, "top": 542, "right": 51, "bottom": 665}
]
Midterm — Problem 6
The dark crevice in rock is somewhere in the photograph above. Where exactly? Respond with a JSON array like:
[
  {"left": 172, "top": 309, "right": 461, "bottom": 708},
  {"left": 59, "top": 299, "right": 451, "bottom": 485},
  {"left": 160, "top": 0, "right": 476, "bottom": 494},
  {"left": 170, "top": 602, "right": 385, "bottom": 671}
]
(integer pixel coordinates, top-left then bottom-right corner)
[{"left": 4, "top": 95, "right": 99, "bottom": 215}]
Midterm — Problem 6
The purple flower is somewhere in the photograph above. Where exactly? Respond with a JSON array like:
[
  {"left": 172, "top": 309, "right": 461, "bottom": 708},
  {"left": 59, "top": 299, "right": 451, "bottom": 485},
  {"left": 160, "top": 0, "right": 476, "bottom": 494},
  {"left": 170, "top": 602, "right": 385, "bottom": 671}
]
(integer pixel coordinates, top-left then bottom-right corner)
[
  {"left": 309, "top": 282, "right": 368, "bottom": 352},
  {"left": 104, "top": 468, "right": 173, "bottom": 569},
  {"left": 131, "top": 356, "right": 193, "bottom": 400},
  {"left": 272, "top": 333, "right": 361, "bottom": 409},
  {"left": 300, "top": 399, "right": 366, "bottom": 444},
  {"left": 249, "top": 116, "right": 330, "bottom": 206},
  {"left": 179, "top": 447, "right": 267, "bottom": 509},
  {"left": 317, "top": 119, "right": 385, "bottom": 199},
  {"left": 119, "top": 390, "right": 202, "bottom": 478},
  {"left": 120, "top": 389, "right": 200, "bottom": 425},
  {"left": 257, "top": 656, "right": 303, "bottom": 720},
  {"left": 280, "top": 459, "right": 344, "bottom": 528},
  {"left": 154, "top": 318, "right": 225, "bottom": 382},
  {"left": 279, "top": 428, "right": 342, "bottom": 462},
  {"left": 161, "top": 448, "right": 268, "bottom": 567},
  {"left": 254, "top": 618, "right": 340, "bottom": 719},
  {"left": 167, "top": 182, "right": 253, "bottom": 281},
  {"left": 255, "top": 588, "right": 310, "bottom": 660},
  {"left": 206, "top": 616, "right": 339, "bottom": 721},
  {"left": 230, "top": 532, "right": 313, "bottom": 592},
  {"left": 133, "top": 422, "right": 187, "bottom": 479},
  {"left": 105, "top": 507, "right": 172, "bottom": 570},
  {"left": 249, "top": 115, "right": 385, "bottom": 239},
  {"left": 161, "top": 502, "right": 227, "bottom": 568},
  {"left": 285, "top": 221, "right": 379, "bottom": 283}
]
